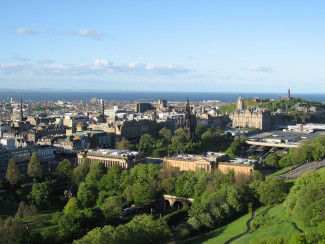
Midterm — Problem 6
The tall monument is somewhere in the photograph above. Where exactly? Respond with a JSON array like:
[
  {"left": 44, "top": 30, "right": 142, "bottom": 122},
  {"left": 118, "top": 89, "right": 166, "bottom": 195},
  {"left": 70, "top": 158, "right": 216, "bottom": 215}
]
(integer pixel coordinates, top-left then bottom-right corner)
[
  {"left": 183, "top": 97, "right": 196, "bottom": 141},
  {"left": 19, "top": 99, "right": 23, "bottom": 122}
]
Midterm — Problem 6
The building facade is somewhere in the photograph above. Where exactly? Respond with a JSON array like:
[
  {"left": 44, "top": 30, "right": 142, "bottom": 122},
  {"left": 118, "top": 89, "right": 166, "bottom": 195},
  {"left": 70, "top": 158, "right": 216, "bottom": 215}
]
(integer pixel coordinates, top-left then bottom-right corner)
[
  {"left": 77, "top": 149, "right": 146, "bottom": 169},
  {"left": 229, "top": 95, "right": 272, "bottom": 131}
]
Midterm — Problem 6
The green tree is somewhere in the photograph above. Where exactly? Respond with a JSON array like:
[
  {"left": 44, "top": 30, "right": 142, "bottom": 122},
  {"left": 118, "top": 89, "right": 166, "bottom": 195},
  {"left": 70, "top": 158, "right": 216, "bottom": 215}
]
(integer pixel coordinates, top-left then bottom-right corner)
[
  {"left": 0, "top": 216, "right": 26, "bottom": 244},
  {"left": 133, "top": 183, "right": 155, "bottom": 205},
  {"left": 74, "top": 214, "right": 172, "bottom": 244},
  {"left": 175, "top": 171, "right": 197, "bottom": 198},
  {"left": 27, "top": 152, "right": 42, "bottom": 179},
  {"left": 159, "top": 128, "right": 172, "bottom": 141},
  {"left": 215, "top": 126, "right": 224, "bottom": 137},
  {"left": 100, "top": 196, "right": 124, "bottom": 218},
  {"left": 77, "top": 182, "right": 98, "bottom": 208},
  {"left": 195, "top": 124, "right": 207, "bottom": 136},
  {"left": 257, "top": 177, "right": 286, "bottom": 205},
  {"left": 64, "top": 197, "right": 80, "bottom": 215},
  {"left": 59, "top": 211, "right": 83, "bottom": 239},
  {"left": 85, "top": 161, "right": 107, "bottom": 186},
  {"left": 201, "top": 130, "right": 214, "bottom": 141},
  {"left": 28, "top": 181, "right": 52, "bottom": 209},
  {"left": 72, "top": 158, "right": 90, "bottom": 185},
  {"left": 98, "top": 165, "right": 122, "bottom": 196},
  {"left": 116, "top": 137, "right": 131, "bottom": 150},
  {"left": 17, "top": 201, "right": 28, "bottom": 218},
  {"left": 284, "top": 170, "right": 325, "bottom": 226},
  {"left": 6, "top": 158, "right": 20, "bottom": 185},
  {"left": 226, "top": 146, "right": 237, "bottom": 158},
  {"left": 139, "top": 134, "right": 155, "bottom": 152},
  {"left": 169, "top": 128, "right": 188, "bottom": 155},
  {"left": 265, "top": 153, "right": 279, "bottom": 168},
  {"left": 253, "top": 170, "right": 265, "bottom": 181},
  {"left": 151, "top": 149, "right": 162, "bottom": 158},
  {"left": 56, "top": 159, "right": 74, "bottom": 180}
]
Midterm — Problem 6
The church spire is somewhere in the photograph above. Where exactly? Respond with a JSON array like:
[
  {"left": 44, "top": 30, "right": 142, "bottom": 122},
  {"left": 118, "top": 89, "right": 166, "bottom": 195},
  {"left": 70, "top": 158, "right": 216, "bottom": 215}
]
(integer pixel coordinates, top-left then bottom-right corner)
[{"left": 19, "top": 99, "right": 23, "bottom": 121}]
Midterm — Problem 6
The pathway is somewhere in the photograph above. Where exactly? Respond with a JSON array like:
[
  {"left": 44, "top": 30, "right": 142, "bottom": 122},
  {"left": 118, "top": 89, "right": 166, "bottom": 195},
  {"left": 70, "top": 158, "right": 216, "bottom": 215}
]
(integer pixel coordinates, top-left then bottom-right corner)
[
  {"left": 277, "top": 160, "right": 325, "bottom": 180},
  {"left": 225, "top": 206, "right": 275, "bottom": 244},
  {"left": 26, "top": 211, "right": 63, "bottom": 227}
]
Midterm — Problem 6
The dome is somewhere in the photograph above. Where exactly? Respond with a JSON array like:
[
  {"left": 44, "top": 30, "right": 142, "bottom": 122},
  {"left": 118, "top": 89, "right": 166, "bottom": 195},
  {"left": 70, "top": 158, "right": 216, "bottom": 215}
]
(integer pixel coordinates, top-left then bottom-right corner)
[{"left": 208, "top": 108, "right": 217, "bottom": 115}]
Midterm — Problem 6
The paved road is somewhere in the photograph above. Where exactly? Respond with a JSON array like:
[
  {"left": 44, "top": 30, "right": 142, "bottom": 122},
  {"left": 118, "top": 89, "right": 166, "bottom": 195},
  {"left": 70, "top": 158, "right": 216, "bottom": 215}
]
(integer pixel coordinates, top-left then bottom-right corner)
[{"left": 278, "top": 160, "right": 325, "bottom": 180}]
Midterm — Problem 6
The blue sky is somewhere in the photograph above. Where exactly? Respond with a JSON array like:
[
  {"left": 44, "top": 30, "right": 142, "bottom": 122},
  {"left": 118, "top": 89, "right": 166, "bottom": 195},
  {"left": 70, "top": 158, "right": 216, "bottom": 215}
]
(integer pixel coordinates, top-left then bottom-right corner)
[{"left": 0, "top": 1, "right": 324, "bottom": 93}]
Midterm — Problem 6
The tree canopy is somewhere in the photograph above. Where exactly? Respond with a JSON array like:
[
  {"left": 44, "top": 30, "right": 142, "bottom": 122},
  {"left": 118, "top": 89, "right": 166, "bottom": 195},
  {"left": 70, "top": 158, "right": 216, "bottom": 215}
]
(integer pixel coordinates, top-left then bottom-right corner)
[
  {"left": 6, "top": 158, "right": 20, "bottom": 185},
  {"left": 27, "top": 152, "right": 42, "bottom": 179},
  {"left": 116, "top": 137, "right": 131, "bottom": 150},
  {"left": 56, "top": 159, "right": 74, "bottom": 180},
  {"left": 257, "top": 177, "right": 287, "bottom": 206},
  {"left": 284, "top": 170, "right": 325, "bottom": 226},
  {"left": 28, "top": 181, "right": 52, "bottom": 209}
]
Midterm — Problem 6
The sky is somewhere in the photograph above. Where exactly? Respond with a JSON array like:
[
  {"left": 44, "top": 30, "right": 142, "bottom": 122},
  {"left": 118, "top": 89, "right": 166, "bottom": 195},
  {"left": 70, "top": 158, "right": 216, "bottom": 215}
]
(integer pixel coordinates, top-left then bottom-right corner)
[{"left": 0, "top": 1, "right": 324, "bottom": 93}]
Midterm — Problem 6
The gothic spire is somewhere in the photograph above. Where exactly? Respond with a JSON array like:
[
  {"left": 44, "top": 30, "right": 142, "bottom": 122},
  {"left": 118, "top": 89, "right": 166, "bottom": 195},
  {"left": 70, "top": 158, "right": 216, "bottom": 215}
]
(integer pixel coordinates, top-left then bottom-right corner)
[{"left": 19, "top": 99, "right": 23, "bottom": 121}]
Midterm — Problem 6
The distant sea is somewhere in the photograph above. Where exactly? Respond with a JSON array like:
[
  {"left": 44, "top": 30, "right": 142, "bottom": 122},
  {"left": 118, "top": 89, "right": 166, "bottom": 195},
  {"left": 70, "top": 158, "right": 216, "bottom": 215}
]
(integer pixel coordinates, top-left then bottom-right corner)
[{"left": 0, "top": 91, "right": 325, "bottom": 103}]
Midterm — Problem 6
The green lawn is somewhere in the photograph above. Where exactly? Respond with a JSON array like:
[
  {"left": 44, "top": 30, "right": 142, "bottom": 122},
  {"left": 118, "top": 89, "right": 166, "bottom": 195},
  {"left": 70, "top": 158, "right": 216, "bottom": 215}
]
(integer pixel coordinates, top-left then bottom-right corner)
[
  {"left": 232, "top": 204, "right": 299, "bottom": 244},
  {"left": 269, "top": 166, "right": 292, "bottom": 176},
  {"left": 254, "top": 206, "right": 269, "bottom": 216},
  {"left": 187, "top": 213, "right": 254, "bottom": 244},
  {"left": 187, "top": 205, "right": 272, "bottom": 244}
]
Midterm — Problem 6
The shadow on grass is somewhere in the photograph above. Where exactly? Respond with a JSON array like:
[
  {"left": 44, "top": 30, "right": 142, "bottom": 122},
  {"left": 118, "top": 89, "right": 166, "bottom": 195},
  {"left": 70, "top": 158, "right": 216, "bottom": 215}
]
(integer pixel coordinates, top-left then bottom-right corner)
[{"left": 187, "top": 226, "right": 226, "bottom": 244}]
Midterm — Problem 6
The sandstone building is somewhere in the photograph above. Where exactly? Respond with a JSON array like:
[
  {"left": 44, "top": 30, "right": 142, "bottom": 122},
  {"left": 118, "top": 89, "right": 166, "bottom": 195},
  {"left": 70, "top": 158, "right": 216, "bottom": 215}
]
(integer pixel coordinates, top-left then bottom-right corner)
[
  {"left": 229, "top": 95, "right": 271, "bottom": 131},
  {"left": 77, "top": 149, "right": 145, "bottom": 169},
  {"left": 164, "top": 153, "right": 255, "bottom": 181}
]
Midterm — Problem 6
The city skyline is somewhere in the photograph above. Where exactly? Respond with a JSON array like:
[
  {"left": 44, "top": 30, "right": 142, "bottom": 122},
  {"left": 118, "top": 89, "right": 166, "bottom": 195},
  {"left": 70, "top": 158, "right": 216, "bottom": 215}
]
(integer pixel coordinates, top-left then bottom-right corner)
[{"left": 1, "top": 1, "right": 325, "bottom": 93}]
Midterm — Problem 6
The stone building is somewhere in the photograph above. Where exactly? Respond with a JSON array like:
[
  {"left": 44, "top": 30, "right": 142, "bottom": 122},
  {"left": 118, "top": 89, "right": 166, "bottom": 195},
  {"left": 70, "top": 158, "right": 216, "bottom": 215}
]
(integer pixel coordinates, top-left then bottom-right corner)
[
  {"left": 229, "top": 95, "right": 271, "bottom": 131},
  {"left": 218, "top": 161, "right": 254, "bottom": 182},
  {"left": 163, "top": 153, "right": 228, "bottom": 172},
  {"left": 135, "top": 103, "right": 155, "bottom": 113},
  {"left": 77, "top": 149, "right": 145, "bottom": 169},
  {"left": 163, "top": 154, "right": 254, "bottom": 181}
]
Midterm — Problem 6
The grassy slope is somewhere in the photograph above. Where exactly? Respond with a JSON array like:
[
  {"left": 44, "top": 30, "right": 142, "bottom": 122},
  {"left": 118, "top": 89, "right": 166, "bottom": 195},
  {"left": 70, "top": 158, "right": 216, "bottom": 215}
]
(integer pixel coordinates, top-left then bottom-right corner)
[
  {"left": 188, "top": 206, "right": 268, "bottom": 244},
  {"left": 232, "top": 204, "right": 298, "bottom": 244},
  {"left": 188, "top": 213, "right": 251, "bottom": 244}
]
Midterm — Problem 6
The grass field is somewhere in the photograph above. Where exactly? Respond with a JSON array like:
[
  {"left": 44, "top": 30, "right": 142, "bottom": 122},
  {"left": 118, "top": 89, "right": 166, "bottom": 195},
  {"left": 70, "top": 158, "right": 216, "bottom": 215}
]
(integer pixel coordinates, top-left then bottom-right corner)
[
  {"left": 269, "top": 166, "right": 292, "bottom": 176},
  {"left": 187, "top": 205, "right": 270, "bottom": 244},
  {"left": 187, "top": 213, "right": 252, "bottom": 244},
  {"left": 232, "top": 204, "right": 298, "bottom": 244}
]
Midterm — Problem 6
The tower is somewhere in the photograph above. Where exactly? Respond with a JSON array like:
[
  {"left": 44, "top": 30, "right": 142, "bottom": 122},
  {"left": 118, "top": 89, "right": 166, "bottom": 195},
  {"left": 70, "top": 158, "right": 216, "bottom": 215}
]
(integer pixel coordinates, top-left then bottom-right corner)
[
  {"left": 101, "top": 99, "right": 105, "bottom": 116},
  {"left": 19, "top": 99, "right": 23, "bottom": 122},
  {"left": 45, "top": 101, "right": 48, "bottom": 114},
  {"left": 183, "top": 97, "right": 196, "bottom": 141},
  {"left": 236, "top": 94, "right": 244, "bottom": 111},
  {"left": 288, "top": 89, "right": 291, "bottom": 99}
]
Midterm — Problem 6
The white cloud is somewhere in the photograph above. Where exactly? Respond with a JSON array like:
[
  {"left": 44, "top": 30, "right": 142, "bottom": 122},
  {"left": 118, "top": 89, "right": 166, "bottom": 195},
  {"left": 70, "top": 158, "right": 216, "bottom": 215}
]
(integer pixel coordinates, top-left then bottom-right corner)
[
  {"left": 0, "top": 59, "right": 190, "bottom": 77},
  {"left": 38, "top": 58, "right": 54, "bottom": 64},
  {"left": 245, "top": 65, "right": 273, "bottom": 73},
  {"left": 12, "top": 54, "right": 30, "bottom": 62},
  {"left": 15, "top": 27, "right": 37, "bottom": 34},
  {"left": 14, "top": 27, "right": 105, "bottom": 39},
  {"left": 77, "top": 29, "right": 104, "bottom": 38}
]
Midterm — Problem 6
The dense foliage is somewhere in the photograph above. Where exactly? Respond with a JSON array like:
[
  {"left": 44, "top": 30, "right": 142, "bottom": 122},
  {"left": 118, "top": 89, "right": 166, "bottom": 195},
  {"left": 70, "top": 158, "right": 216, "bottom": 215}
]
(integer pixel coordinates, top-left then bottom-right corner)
[
  {"left": 284, "top": 170, "right": 325, "bottom": 226},
  {"left": 27, "top": 153, "right": 42, "bottom": 179},
  {"left": 74, "top": 215, "right": 172, "bottom": 244},
  {"left": 278, "top": 137, "right": 325, "bottom": 167},
  {"left": 6, "top": 158, "right": 20, "bottom": 185}
]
